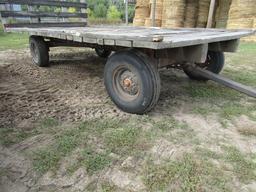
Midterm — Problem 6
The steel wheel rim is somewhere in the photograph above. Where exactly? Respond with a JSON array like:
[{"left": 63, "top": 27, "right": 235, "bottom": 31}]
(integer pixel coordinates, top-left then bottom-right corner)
[{"left": 112, "top": 65, "right": 140, "bottom": 101}]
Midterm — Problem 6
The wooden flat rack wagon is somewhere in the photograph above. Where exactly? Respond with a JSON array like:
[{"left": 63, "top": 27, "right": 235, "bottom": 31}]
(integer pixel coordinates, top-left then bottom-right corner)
[{"left": 1, "top": 0, "right": 255, "bottom": 114}]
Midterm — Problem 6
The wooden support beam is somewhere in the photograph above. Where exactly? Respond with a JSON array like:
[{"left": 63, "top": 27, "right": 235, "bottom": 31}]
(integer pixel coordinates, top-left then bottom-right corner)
[
  {"left": 152, "top": 0, "right": 156, "bottom": 27},
  {"left": 207, "top": 0, "right": 216, "bottom": 28}
]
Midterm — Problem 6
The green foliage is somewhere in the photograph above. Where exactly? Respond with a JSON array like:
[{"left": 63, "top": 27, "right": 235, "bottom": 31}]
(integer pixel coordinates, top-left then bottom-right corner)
[
  {"left": 107, "top": 5, "right": 121, "bottom": 20},
  {"left": 94, "top": 3, "right": 108, "bottom": 18}
]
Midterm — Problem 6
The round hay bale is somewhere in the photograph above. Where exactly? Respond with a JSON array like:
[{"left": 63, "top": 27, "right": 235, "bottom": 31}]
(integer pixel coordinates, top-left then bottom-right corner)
[
  {"left": 136, "top": 0, "right": 150, "bottom": 7},
  {"left": 133, "top": 0, "right": 150, "bottom": 26},
  {"left": 184, "top": 0, "right": 198, "bottom": 28},
  {"left": 228, "top": 0, "right": 255, "bottom": 20},
  {"left": 162, "top": 0, "right": 185, "bottom": 28},
  {"left": 133, "top": 18, "right": 146, "bottom": 26},
  {"left": 145, "top": 17, "right": 162, "bottom": 27},
  {"left": 227, "top": 18, "right": 254, "bottom": 29},
  {"left": 227, "top": 0, "right": 256, "bottom": 29},
  {"left": 215, "top": 0, "right": 232, "bottom": 28},
  {"left": 196, "top": 0, "right": 210, "bottom": 28},
  {"left": 134, "top": 6, "right": 150, "bottom": 19},
  {"left": 162, "top": 18, "right": 184, "bottom": 28}
]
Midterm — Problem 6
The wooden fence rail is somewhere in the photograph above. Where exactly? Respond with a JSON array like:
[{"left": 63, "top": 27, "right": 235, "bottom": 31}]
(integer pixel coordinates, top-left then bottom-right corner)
[
  {"left": 0, "top": 0, "right": 88, "bottom": 28},
  {"left": 0, "top": 0, "right": 87, "bottom": 8}
]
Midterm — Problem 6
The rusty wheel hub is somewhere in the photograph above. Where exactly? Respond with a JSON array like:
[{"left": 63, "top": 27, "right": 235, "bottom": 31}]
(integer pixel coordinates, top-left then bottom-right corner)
[{"left": 119, "top": 71, "right": 139, "bottom": 96}]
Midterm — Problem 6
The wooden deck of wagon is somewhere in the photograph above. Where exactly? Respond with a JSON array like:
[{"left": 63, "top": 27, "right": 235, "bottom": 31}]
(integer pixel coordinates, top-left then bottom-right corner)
[{"left": 5, "top": 26, "right": 255, "bottom": 49}]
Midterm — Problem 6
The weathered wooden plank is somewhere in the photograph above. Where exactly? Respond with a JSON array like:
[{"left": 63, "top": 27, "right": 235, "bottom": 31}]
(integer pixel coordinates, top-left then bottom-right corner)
[
  {"left": 0, "top": 11, "right": 87, "bottom": 18},
  {"left": 104, "top": 39, "right": 115, "bottom": 46},
  {"left": 0, "top": 0, "right": 87, "bottom": 8},
  {"left": 83, "top": 37, "right": 97, "bottom": 44},
  {"left": 115, "top": 40, "right": 132, "bottom": 47}
]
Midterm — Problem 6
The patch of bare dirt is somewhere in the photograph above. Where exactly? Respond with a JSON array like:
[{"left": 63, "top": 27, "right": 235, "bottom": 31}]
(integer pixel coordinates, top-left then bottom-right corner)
[{"left": 0, "top": 48, "right": 129, "bottom": 128}]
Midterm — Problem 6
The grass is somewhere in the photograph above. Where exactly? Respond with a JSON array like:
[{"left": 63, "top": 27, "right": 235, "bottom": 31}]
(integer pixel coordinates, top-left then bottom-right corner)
[
  {"left": 144, "top": 145, "right": 256, "bottom": 192},
  {"left": 143, "top": 153, "right": 230, "bottom": 192},
  {"left": 32, "top": 127, "right": 86, "bottom": 174},
  {"left": 33, "top": 149, "right": 61, "bottom": 173},
  {"left": 185, "top": 83, "right": 241, "bottom": 102},
  {"left": 104, "top": 127, "right": 140, "bottom": 155},
  {"left": 31, "top": 117, "right": 191, "bottom": 174},
  {"left": 80, "top": 148, "right": 111, "bottom": 175},
  {"left": 0, "top": 24, "right": 28, "bottom": 50},
  {"left": 40, "top": 117, "right": 59, "bottom": 129},
  {"left": 237, "top": 126, "right": 256, "bottom": 137},
  {"left": 197, "top": 146, "right": 256, "bottom": 183},
  {"left": 32, "top": 118, "right": 146, "bottom": 174},
  {"left": 220, "top": 103, "right": 256, "bottom": 120},
  {"left": 0, "top": 127, "right": 38, "bottom": 147},
  {"left": 223, "top": 146, "right": 256, "bottom": 183}
]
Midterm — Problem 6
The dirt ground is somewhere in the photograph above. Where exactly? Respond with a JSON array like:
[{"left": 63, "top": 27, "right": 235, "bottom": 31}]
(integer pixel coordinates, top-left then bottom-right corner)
[{"left": 0, "top": 46, "right": 256, "bottom": 192}]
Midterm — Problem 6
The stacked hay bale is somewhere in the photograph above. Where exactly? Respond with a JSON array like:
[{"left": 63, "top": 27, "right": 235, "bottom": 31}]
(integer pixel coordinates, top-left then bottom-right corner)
[
  {"left": 227, "top": 0, "right": 255, "bottom": 29},
  {"left": 215, "top": 0, "right": 232, "bottom": 28},
  {"left": 184, "top": 0, "right": 198, "bottom": 28},
  {"left": 145, "top": 0, "right": 163, "bottom": 27},
  {"left": 196, "top": 0, "right": 211, "bottom": 27},
  {"left": 162, "top": 0, "right": 186, "bottom": 28},
  {"left": 227, "top": 0, "right": 256, "bottom": 41},
  {"left": 133, "top": 0, "right": 150, "bottom": 26}
]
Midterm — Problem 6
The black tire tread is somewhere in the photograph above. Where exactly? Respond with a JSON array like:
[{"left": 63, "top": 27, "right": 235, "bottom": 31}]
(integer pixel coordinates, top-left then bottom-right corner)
[
  {"left": 130, "top": 50, "right": 161, "bottom": 113},
  {"left": 29, "top": 36, "right": 49, "bottom": 67},
  {"left": 104, "top": 49, "right": 161, "bottom": 114}
]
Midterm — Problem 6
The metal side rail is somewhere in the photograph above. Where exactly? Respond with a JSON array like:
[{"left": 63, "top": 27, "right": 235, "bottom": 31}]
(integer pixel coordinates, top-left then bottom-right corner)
[{"left": 191, "top": 66, "right": 256, "bottom": 98}]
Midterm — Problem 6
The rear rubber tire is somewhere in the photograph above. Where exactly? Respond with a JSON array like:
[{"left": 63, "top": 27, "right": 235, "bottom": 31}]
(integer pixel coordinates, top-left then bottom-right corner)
[
  {"left": 29, "top": 36, "right": 49, "bottom": 67},
  {"left": 95, "top": 47, "right": 111, "bottom": 58},
  {"left": 104, "top": 49, "right": 161, "bottom": 114},
  {"left": 183, "top": 51, "right": 225, "bottom": 81}
]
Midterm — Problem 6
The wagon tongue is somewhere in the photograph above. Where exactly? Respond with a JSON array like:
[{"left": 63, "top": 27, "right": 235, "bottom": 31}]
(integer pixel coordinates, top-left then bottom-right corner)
[{"left": 190, "top": 65, "right": 256, "bottom": 98}]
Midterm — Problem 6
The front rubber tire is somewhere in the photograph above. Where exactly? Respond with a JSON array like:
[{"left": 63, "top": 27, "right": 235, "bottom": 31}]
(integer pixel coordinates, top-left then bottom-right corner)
[
  {"left": 183, "top": 51, "right": 225, "bottom": 81},
  {"left": 29, "top": 36, "right": 49, "bottom": 67},
  {"left": 95, "top": 47, "right": 112, "bottom": 58},
  {"left": 104, "top": 49, "right": 161, "bottom": 114}
]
